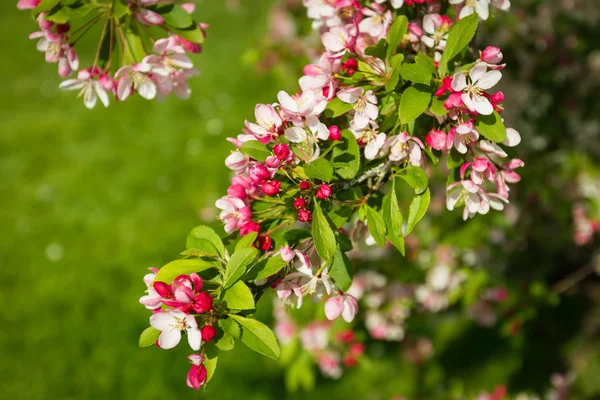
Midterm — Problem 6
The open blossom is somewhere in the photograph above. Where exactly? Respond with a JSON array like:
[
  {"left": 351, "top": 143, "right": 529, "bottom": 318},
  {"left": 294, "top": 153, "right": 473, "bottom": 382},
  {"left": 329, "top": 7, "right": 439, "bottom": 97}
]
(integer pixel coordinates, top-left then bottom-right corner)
[
  {"left": 150, "top": 310, "right": 202, "bottom": 350},
  {"left": 350, "top": 121, "right": 386, "bottom": 160},
  {"left": 447, "top": 120, "right": 480, "bottom": 153},
  {"left": 337, "top": 87, "right": 378, "bottom": 129},
  {"left": 186, "top": 354, "right": 207, "bottom": 390},
  {"left": 451, "top": 63, "right": 502, "bottom": 115},
  {"left": 30, "top": 29, "right": 79, "bottom": 77},
  {"left": 421, "top": 14, "right": 452, "bottom": 51},
  {"left": 384, "top": 132, "right": 425, "bottom": 166},
  {"left": 132, "top": 0, "right": 165, "bottom": 25},
  {"left": 299, "top": 54, "right": 340, "bottom": 98},
  {"left": 278, "top": 251, "right": 333, "bottom": 308},
  {"left": 446, "top": 180, "right": 490, "bottom": 220},
  {"left": 461, "top": 157, "right": 496, "bottom": 185},
  {"left": 277, "top": 90, "right": 327, "bottom": 120},
  {"left": 322, "top": 25, "right": 356, "bottom": 57},
  {"left": 225, "top": 151, "right": 249, "bottom": 173},
  {"left": 359, "top": 6, "right": 392, "bottom": 41},
  {"left": 450, "top": 0, "right": 491, "bottom": 20},
  {"left": 139, "top": 267, "right": 161, "bottom": 310},
  {"left": 325, "top": 293, "right": 359, "bottom": 322},
  {"left": 495, "top": 158, "right": 524, "bottom": 198},
  {"left": 244, "top": 104, "right": 283, "bottom": 144},
  {"left": 115, "top": 59, "right": 158, "bottom": 101},
  {"left": 147, "top": 38, "right": 200, "bottom": 100},
  {"left": 216, "top": 196, "right": 251, "bottom": 233},
  {"left": 285, "top": 115, "right": 330, "bottom": 161},
  {"left": 59, "top": 68, "right": 110, "bottom": 109}
]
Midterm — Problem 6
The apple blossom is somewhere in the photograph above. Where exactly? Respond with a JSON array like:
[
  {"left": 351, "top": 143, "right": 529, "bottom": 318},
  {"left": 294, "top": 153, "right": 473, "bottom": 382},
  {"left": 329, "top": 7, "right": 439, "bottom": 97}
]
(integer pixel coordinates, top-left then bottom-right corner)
[
  {"left": 244, "top": 104, "right": 283, "bottom": 144},
  {"left": 359, "top": 6, "right": 392, "bottom": 41},
  {"left": 59, "top": 69, "right": 110, "bottom": 109},
  {"left": 384, "top": 132, "right": 425, "bottom": 166},
  {"left": 115, "top": 60, "right": 158, "bottom": 101},
  {"left": 150, "top": 310, "right": 202, "bottom": 350},
  {"left": 451, "top": 63, "right": 502, "bottom": 115},
  {"left": 446, "top": 180, "right": 490, "bottom": 220},
  {"left": 216, "top": 196, "right": 252, "bottom": 233},
  {"left": 186, "top": 354, "right": 207, "bottom": 390},
  {"left": 447, "top": 120, "right": 480, "bottom": 154},
  {"left": 321, "top": 25, "right": 356, "bottom": 57},
  {"left": 324, "top": 293, "right": 359, "bottom": 322},
  {"left": 421, "top": 14, "right": 452, "bottom": 51},
  {"left": 337, "top": 87, "right": 379, "bottom": 129}
]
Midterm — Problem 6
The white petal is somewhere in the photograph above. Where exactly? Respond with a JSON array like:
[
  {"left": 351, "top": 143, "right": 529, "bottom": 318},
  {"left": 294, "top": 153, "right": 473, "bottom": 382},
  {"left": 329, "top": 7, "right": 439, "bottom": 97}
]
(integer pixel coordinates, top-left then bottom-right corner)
[
  {"left": 93, "top": 82, "right": 110, "bottom": 108},
  {"left": 446, "top": 188, "right": 462, "bottom": 210},
  {"left": 504, "top": 128, "right": 521, "bottom": 147},
  {"left": 472, "top": 95, "right": 494, "bottom": 115},
  {"left": 451, "top": 73, "right": 467, "bottom": 92},
  {"left": 285, "top": 127, "right": 307, "bottom": 143},
  {"left": 150, "top": 312, "right": 175, "bottom": 331},
  {"left": 477, "top": 70, "right": 502, "bottom": 90},
  {"left": 277, "top": 91, "right": 298, "bottom": 113},
  {"left": 158, "top": 329, "right": 182, "bottom": 349},
  {"left": 137, "top": 79, "right": 157, "bottom": 100},
  {"left": 187, "top": 328, "right": 202, "bottom": 351},
  {"left": 59, "top": 79, "right": 84, "bottom": 91},
  {"left": 469, "top": 62, "right": 488, "bottom": 84}
]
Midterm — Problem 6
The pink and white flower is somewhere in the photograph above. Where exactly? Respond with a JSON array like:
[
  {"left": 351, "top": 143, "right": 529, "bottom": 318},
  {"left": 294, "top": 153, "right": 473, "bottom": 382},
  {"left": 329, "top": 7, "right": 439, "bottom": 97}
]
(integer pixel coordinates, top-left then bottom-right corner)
[
  {"left": 216, "top": 196, "right": 252, "bottom": 233},
  {"left": 115, "top": 60, "right": 158, "bottom": 101},
  {"left": 451, "top": 63, "right": 502, "bottom": 115},
  {"left": 186, "top": 354, "right": 207, "bottom": 390},
  {"left": 322, "top": 25, "right": 356, "bottom": 58},
  {"left": 446, "top": 180, "right": 490, "bottom": 220},
  {"left": 299, "top": 54, "right": 340, "bottom": 99},
  {"left": 277, "top": 90, "right": 327, "bottom": 120},
  {"left": 325, "top": 293, "right": 359, "bottom": 322},
  {"left": 150, "top": 310, "right": 202, "bottom": 350},
  {"left": 244, "top": 104, "right": 283, "bottom": 144},
  {"left": 285, "top": 115, "right": 330, "bottom": 161},
  {"left": 139, "top": 267, "right": 162, "bottom": 310},
  {"left": 447, "top": 120, "right": 480, "bottom": 153},
  {"left": 59, "top": 69, "right": 110, "bottom": 109},
  {"left": 359, "top": 6, "right": 392, "bottom": 41},
  {"left": 384, "top": 132, "right": 425, "bottom": 166},
  {"left": 450, "top": 0, "right": 491, "bottom": 20},
  {"left": 337, "top": 87, "right": 379, "bottom": 129},
  {"left": 421, "top": 14, "right": 452, "bottom": 51}
]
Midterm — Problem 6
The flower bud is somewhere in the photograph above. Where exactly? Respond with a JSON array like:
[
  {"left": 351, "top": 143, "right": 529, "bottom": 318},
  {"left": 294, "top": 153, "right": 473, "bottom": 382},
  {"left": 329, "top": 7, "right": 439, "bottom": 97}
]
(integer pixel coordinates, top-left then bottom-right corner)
[
  {"left": 481, "top": 46, "right": 503, "bottom": 64},
  {"left": 265, "top": 155, "right": 281, "bottom": 168},
  {"left": 298, "top": 209, "right": 312, "bottom": 222},
  {"left": 491, "top": 91, "right": 505, "bottom": 104},
  {"left": 249, "top": 164, "right": 270, "bottom": 183},
  {"left": 294, "top": 198, "right": 307, "bottom": 209},
  {"left": 261, "top": 180, "right": 281, "bottom": 196},
  {"left": 239, "top": 221, "right": 260, "bottom": 236},
  {"left": 341, "top": 58, "right": 358, "bottom": 76},
  {"left": 328, "top": 125, "right": 342, "bottom": 141},
  {"left": 335, "top": 330, "right": 356, "bottom": 343},
  {"left": 425, "top": 129, "right": 447, "bottom": 151},
  {"left": 225, "top": 151, "right": 249, "bottom": 173},
  {"left": 37, "top": 12, "right": 54, "bottom": 30},
  {"left": 273, "top": 143, "right": 291, "bottom": 160},
  {"left": 153, "top": 281, "right": 173, "bottom": 298},
  {"left": 227, "top": 184, "right": 247, "bottom": 199},
  {"left": 280, "top": 246, "right": 295, "bottom": 262},
  {"left": 258, "top": 235, "right": 273, "bottom": 251},
  {"left": 299, "top": 181, "right": 311, "bottom": 191},
  {"left": 192, "top": 292, "right": 213, "bottom": 313},
  {"left": 316, "top": 184, "right": 332, "bottom": 199},
  {"left": 186, "top": 363, "right": 207, "bottom": 390},
  {"left": 200, "top": 325, "right": 217, "bottom": 343}
]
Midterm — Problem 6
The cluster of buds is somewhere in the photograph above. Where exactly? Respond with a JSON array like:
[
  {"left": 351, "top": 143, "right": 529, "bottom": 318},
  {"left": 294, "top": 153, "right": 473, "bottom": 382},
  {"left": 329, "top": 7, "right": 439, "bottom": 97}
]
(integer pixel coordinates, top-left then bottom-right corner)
[
  {"left": 139, "top": 268, "right": 217, "bottom": 390},
  {"left": 18, "top": 0, "right": 206, "bottom": 108}
]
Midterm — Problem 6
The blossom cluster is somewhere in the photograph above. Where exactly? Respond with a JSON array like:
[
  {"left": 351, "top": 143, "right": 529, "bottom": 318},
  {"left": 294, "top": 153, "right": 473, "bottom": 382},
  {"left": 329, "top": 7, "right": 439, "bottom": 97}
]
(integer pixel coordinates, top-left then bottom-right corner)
[
  {"left": 18, "top": 0, "right": 206, "bottom": 108},
  {"left": 138, "top": 0, "right": 523, "bottom": 390}
]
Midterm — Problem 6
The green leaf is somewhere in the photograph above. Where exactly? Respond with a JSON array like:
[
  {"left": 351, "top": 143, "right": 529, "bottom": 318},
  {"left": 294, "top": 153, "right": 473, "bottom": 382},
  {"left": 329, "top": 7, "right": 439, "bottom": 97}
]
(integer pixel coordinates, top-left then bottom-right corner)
[
  {"left": 329, "top": 247, "right": 353, "bottom": 291},
  {"left": 234, "top": 232, "right": 258, "bottom": 253},
  {"left": 415, "top": 54, "right": 437, "bottom": 74},
  {"left": 397, "top": 166, "right": 428, "bottom": 194},
  {"left": 219, "top": 318, "right": 241, "bottom": 339},
  {"left": 240, "top": 141, "right": 271, "bottom": 162},
  {"left": 283, "top": 229, "right": 311, "bottom": 242},
  {"left": 365, "top": 39, "right": 387, "bottom": 60},
  {"left": 323, "top": 97, "right": 354, "bottom": 118},
  {"left": 35, "top": 0, "right": 60, "bottom": 12},
  {"left": 386, "top": 15, "right": 408, "bottom": 59},
  {"left": 154, "top": 259, "right": 215, "bottom": 283},
  {"left": 229, "top": 315, "right": 281, "bottom": 359},
  {"left": 382, "top": 181, "right": 405, "bottom": 255},
  {"left": 252, "top": 255, "right": 287, "bottom": 280},
  {"left": 328, "top": 205, "right": 354, "bottom": 229},
  {"left": 155, "top": 4, "right": 193, "bottom": 28},
  {"left": 45, "top": 6, "right": 70, "bottom": 23},
  {"left": 112, "top": 0, "right": 129, "bottom": 18},
  {"left": 366, "top": 206, "right": 387, "bottom": 247},
  {"left": 186, "top": 225, "right": 225, "bottom": 258},
  {"left": 139, "top": 327, "right": 160, "bottom": 347},
  {"left": 438, "top": 13, "right": 479, "bottom": 76},
  {"left": 223, "top": 248, "right": 258, "bottom": 289},
  {"left": 399, "top": 63, "right": 433, "bottom": 85},
  {"left": 286, "top": 353, "right": 315, "bottom": 393},
  {"left": 204, "top": 343, "right": 218, "bottom": 385},
  {"left": 304, "top": 158, "right": 334, "bottom": 182},
  {"left": 215, "top": 333, "right": 235, "bottom": 351},
  {"left": 405, "top": 188, "right": 431, "bottom": 236},
  {"left": 169, "top": 24, "right": 205, "bottom": 44},
  {"left": 398, "top": 85, "right": 432, "bottom": 124},
  {"left": 124, "top": 29, "right": 146, "bottom": 64},
  {"left": 475, "top": 111, "right": 507, "bottom": 143},
  {"left": 385, "top": 68, "right": 400, "bottom": 92},
  {"left": 429, "top": 96, "right": 449, "bottom": 116},
  {"left": 223, "top": 281, "right": 255, "bottom": 310},
  {"left": 332, "top": 130, "right": 361, "bottom": 179},
  {"left": 312, "top": 201, "right": 337, "bottom": 261}
]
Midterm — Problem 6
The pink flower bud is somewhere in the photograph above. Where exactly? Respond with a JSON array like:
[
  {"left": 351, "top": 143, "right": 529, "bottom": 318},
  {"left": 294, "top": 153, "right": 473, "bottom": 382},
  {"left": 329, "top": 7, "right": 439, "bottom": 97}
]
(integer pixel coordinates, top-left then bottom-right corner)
[
  {"left": 153, "top": 281, "right": 173, "bottom": 298},
  {"left": 186, "top": 364, "right": 207, "bottom": 390},
  {"left": 181, "top": 2, "right": 196, "bottom": 13},
  {"left": 225, "top": 151, "right": 249, "bottom": 173},
  {"left": 491, "top": 91, "right": 505, "bottom": 104},
  {"left": 328, "top": 126, "right": 342, "bottom": 141},
  {"left": 316, "top": 184, "right": 332, "bottom": 199},
  {"left": 261, "top": 180, "right": 281, "bottom": 196},
  {"left": 249, "top": 164, "right": 270, "bottom": 183},
  {"left": 258, "top": 235, "right": 273, "bottom": 251},
  {"left": 190, "top": 273, "right": 203, "bottom": 293},
  {"left": 335, "top": 330, "right": 356, "bottom": 343},
  {"left": 265, "top": 155, "right": 281, "bottom": 168},
  {"left": 192, "top": 292, "right": 213, "bottom": 314},
  {"left": 227, "top": 184, "right": 247, "bottom": 199},
  {"left": 324, "top": 296, "right": 344, "bottom": 320},
  {"left": 239, "top": 221, "right": 260, "bottom": 236},
  {"left": 341, "top": 58, "right": 358, "bottom": 76},
  {"left": 273, "top": 143, "right": 291, "bottom": 160},
  {"left": 299, "top": 181, "right": 311, "bottom": 191},
  {"left": 200, "top": 325, "right": 217, "bottom": 343},
  {"left": 294, "top": 198, "right": 307, "bottom": 209},
  {"left": 425, "top": 129, "right": 447, "bottom": 151},
  {"left": 481, "top": 46, "right": 503, "bottom": 64},
  {"left": 280, "top": 246, "right": 295, "bottom": 262},
  {"left": 17, "top": 0, "right": 41, "bottom": 10},
  {"left": 99, "top": 74, "right": 115, "bottom": 92},
  {"left": 298, "top": 209, "right": 312, "bottom": 222},
  {"left": 37, "top": 13, "right": 54, "bottom": 30}
]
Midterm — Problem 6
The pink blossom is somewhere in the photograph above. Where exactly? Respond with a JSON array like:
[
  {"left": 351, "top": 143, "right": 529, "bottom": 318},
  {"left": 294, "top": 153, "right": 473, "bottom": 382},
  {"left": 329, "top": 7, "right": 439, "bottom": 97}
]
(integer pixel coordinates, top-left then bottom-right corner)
[
  {"left": 359, "top": 6, "right": 392, "bottom": 41},
  {"left": 384, "top": 132, "right": 425, "bottom": 166},
  {"left": 495, "top": 159, "right": 524, "bottom": 198},
  {"left": 278, "top": 89, "right": 327, "bottom": 119},
  {"left": 244, "top": 104, "right": 283, "bottom": 144},
  {"left": 225, "top": 151, "right": 249, "bottom": 173},
  {"left": 17, "top": 0, "right": 41, "bottom": 9},
  {"left": 115, "top": 60, "right": 157, "bottom": 101},
  {"left": 447, "top": 120, "right": 480, "bottom": 153},
  {"left": 450, "top": 0, "right": 490, "bottom": 20},
  {"left": 59, "top": 69, "right": 110, "bottom": 109},
  {"left": 150, "top": 310, "right": 202, "bottom": 350},
  {"left": 186, "top": 354, "right": 207, "bottom": 390},
  {"left": 421, "top": 14, "right": 452, "bottom": 51},
  {"left": 480, "top": 46, "right": 505, "bottom": 70},
  {"left": 249, "top": 164, "right": 271, "bottom": 183},
  {"left": 139, "top": 267, "right": 162, "bottom": 310},
  {"left": 321, "top": 25, "right": 356, "bottom": 58},
  {"left": 337, "top": 87, "right": 378, "bottom": 129},
  {"left": 134, "top": 7, "right": 165, "bottom": 25},
  {"left": 426, "top": 129, "right": 447, "bottom": 150},
  {"left": 216, "top": 196, "right": 251, "bottom": 233},
  {"left": 451, "top": 63, "right": 502, "bottom": 115},
  {"left": 299, "top": 54, "right": 340, "bottom": 98},
  {"left": 325, "top": 293, "right": 359, "bottom": 322},
  {"left": 446, "top": 180, "right": 490, "bottom": 220},
  {"left": 280, "top": 246, "right": 295, "bottom": 262},
  {"left": 461, "top": 157, "right": 496, "bottom": 185}
]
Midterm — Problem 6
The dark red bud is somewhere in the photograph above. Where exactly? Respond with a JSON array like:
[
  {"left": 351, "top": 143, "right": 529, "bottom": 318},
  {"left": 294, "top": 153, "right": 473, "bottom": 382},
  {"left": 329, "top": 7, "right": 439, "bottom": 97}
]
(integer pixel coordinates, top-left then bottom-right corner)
[
  {"left": 193, "top": 292, "right": 213, "bottom": 314},
  {"left": 316, "top": 184, "right": 332, "bottom": 199},
  {"left": 299, "top": 181, "right": 311, "bottom": 191},
  {"left": 328, "top": 126, "right": 342, "bottom": 141},
  {"left": 298, "top": 209, "right": 313, "bottom": 222},
  {"left": 200, "top": 325, "right": 217, "bottom": 343},
  {"left": 294, "top": 198, "right": 307, "bottom": 209}
]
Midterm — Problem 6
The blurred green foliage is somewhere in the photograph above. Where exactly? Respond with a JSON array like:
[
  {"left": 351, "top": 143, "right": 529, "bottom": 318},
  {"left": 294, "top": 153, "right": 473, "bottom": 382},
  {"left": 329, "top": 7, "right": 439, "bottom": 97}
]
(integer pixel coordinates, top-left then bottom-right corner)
[{"left": 1, "top": 0, "right": 599, "bottom": 399}]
